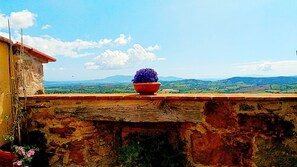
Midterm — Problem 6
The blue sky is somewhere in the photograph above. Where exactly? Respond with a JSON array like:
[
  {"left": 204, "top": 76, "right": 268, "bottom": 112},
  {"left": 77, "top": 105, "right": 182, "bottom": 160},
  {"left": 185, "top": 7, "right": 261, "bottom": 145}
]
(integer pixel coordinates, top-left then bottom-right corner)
[{"left": 1, "top": 0, "right": 297, "bottom": 81}]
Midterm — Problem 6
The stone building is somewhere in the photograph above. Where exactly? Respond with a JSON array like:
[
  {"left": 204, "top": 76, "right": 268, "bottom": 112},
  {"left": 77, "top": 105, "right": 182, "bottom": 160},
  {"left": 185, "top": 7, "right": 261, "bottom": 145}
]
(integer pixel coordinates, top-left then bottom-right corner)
[
  {"left": 13, "top": 42, "right": 56, "bottom": 96},
  {"left": 0, "top": 36, "right": 55, "bottom": 146}
]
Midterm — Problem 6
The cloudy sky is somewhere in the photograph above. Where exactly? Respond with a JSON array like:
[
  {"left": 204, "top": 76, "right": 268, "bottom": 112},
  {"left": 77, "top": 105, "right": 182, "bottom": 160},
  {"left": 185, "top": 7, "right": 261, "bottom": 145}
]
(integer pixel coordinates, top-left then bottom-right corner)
[{"left": 1, "top": 0, "right": 297, "bottom": 81}]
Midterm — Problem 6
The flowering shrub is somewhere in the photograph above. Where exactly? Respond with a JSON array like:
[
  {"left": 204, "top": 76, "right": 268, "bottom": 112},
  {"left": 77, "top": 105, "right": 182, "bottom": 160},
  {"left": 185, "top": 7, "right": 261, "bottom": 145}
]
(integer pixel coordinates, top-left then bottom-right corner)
[
  {"left": 132, "top": 68, "right": 158, "bottom": 83},
  {"left": 13, "top": 145, "right": 38, "bottom": 166}
]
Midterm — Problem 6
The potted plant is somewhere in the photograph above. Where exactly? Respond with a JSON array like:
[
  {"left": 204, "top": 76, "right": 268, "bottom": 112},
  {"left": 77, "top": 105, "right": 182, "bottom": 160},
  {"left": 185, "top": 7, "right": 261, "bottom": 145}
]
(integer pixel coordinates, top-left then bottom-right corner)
[
  {"left": 132, "top": 68, "right": 161, "bottom": 95},
  {"left": 12, "top": 145, "right": 38, "bottom": 167},
  {"left": 0, "top": 149, "right": 17, "bottom": 167},
  {"left": 0, "top": 96, "right": 40, "bottom": 167}
]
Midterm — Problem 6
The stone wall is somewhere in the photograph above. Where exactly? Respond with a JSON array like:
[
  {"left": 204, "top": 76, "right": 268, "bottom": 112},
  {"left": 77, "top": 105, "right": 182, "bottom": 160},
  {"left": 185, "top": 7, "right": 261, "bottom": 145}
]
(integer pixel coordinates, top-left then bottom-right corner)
[
  {"left": 13, "top": 48, "right": 44, "bottom": 96},
  {"left": 23, "top": 94, "right": 297, "bottom": 166}
]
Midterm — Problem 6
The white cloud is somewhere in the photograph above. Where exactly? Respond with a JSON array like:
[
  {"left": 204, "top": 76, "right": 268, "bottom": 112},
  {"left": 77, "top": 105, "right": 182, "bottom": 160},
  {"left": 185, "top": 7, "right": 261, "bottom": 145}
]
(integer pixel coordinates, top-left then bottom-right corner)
[
  {"left": 44, "top": 65, "right": 64, "bottom": 71},
  {"left": 0, "top": 10, "right": 160, "bottom": 69},
  {"left": 236, "top": 60, "right": 297, "bottom": 76},
  {"left": 86, "top": 44, "right": 162, "bottom": 70},
  {"left": 256, "top": 63, "right": 272, "bottom": 72},
  {"left": 18, "top": 34, "right": 112, "bottom": 58},
  {"left": 0, "top": 10, "right": 37, "bottom": 30},
  {"left": 20, "top": 35, "right": 91, "bottom": 58},
  {"left": 0, "top": 31, "right": 9, "bottom": 38},
  {"left": 99, "top": 38, "right": 112, "bottom": 46},
  {"left": 146, "top": 44, "right": 160, "bottom": 51},
  {"left": 84, "top": 62, "right": 100, "bottom": 70},
  {"left": 94, "top": 50, "right": 129, "bottom": 69},
  {"left": 0, "top": 14, "right": 7, "bottom": 29},
  {"left": 114, "top": 34, "right": 131, "bottom": 46},
  {"left": 128, "top": 44, "right": 157, "bottom": 61},
  {"left": 0, "top": 13, "right": 135, "bottom": 59},
  {"left": 41, "top": 24, "right": 52, "bottom": 30}
]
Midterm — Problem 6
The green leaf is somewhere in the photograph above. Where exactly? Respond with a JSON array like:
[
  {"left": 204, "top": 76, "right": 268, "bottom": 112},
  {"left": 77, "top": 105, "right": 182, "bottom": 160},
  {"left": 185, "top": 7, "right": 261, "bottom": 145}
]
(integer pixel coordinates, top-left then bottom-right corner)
[
  {"left": 3, "top": 135, "right": 9, "bottom": 141},
  {"left": 9, "top": 136, "right": 15, "bottom": 142}
]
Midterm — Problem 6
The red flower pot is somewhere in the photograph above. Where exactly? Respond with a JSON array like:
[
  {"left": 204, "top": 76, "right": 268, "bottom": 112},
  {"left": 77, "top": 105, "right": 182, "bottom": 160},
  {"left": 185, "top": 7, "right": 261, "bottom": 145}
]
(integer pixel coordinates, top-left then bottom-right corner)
[
  {"left": 0, "top": 150, "right": 17, "bottom": 167},
  {"left": 133, "top": 82, "right": 161, "bottom": 95}
]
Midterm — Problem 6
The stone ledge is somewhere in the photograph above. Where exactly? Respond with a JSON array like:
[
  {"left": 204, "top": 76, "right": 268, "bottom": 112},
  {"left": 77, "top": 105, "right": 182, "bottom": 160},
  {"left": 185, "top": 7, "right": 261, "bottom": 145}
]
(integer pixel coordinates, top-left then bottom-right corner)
[
  {"left": 20, "top": 93, "right": 297, "bottom": 123},
  {"left": 22, "top": 94, "right": 207, "bottom": 123},
  {"left": 22, "top": 93, "right": 297, "bottom": 101}
]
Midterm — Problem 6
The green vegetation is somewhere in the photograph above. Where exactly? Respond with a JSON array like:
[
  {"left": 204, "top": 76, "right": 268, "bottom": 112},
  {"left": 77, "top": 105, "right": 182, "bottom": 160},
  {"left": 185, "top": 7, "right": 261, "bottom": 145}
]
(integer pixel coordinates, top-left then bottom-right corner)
[
  {"left": 239, "top": 103, "right": 255, "bottom": 111},
  {"left": 113, "top": 132, "right": 190, "bottom": 167},
  {"left": 45, "top": 83, "right": 135, "bottom": 94},
  {"left": 45, "top": 78, "right": 297, "bottom": 94},
  {"left": 255, "top": 137, "right": 297, "bottom": 167}
]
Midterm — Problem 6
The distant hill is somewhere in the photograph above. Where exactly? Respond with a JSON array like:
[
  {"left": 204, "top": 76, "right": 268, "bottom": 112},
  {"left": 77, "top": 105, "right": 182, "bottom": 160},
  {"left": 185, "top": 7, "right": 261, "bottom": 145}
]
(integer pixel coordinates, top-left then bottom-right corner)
[
  {"left": 159, "top": 76, "right": 184, "bottom": 81},
  {"left": 95, "top": 75, "right": 184, "bottom": 83},
  {"left": 94, "top": 75, "right": 132, "bottom": 83},
  {"left": 45, "top": 75, "right": 297, "bottom": 94},
  {"left": 219, "top": 76, "right": 297, "bottom": 85},
  {"left": 44, "top": 75, "right": 184, "bottom": 88},
  {"left": 45, "top": 75, "right": 297, "bottom": 87}
]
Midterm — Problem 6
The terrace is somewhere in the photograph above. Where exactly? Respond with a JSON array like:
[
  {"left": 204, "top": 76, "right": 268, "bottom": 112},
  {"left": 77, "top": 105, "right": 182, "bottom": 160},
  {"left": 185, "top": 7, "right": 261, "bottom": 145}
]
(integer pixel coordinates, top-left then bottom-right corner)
[{"left": 1, "top": 36, "right": 297, "bottom": 166}]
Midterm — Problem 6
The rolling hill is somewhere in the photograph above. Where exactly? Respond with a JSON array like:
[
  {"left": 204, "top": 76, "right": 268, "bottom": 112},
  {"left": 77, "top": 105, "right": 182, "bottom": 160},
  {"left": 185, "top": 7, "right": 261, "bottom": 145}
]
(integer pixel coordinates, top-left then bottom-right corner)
[
  {"left": 44, "top": 76, "right": 297, "bottom": 94},
  {"left": 219, "top": 76, "right": 297, "bottom": 85}
]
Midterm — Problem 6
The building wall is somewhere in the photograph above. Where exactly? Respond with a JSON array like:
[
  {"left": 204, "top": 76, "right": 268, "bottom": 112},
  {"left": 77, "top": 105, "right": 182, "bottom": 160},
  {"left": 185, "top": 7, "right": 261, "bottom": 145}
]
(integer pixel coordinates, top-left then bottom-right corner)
[
  {"left": 23, "top": 94, "right": 297, "bottom": 167},
  {"left": 13, "top": 48, "right": 44, "bottom": 96},
  {"left": 0, "top": 39, "right": 50, "bottom": 148},
  {"left": 0, "top": 40, "right": 11, "bottom": 146}
]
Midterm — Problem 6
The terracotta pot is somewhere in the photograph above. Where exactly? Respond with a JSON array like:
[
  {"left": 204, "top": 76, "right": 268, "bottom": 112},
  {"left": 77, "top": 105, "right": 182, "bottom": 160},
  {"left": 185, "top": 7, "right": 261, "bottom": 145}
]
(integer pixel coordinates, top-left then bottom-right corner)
[
  {"left": 133, "top": 82, "right": 161, "bottom": 95},
  {"left": 0, "top": 150, "right": 17, "bottom": 167}
]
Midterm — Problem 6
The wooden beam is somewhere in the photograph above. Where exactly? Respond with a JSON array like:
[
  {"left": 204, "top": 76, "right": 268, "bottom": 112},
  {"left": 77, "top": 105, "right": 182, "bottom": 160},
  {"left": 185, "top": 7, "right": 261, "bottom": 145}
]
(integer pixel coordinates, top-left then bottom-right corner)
[{"left": 29, "top": 99, "right": 202, "bottom": 123}]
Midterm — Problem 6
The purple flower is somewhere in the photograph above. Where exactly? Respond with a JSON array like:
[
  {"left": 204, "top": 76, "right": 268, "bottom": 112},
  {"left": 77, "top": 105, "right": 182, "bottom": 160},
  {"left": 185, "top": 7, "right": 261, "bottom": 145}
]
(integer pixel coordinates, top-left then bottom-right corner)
[
  {"left": 132, "top": 68, "right": 158, "bottom": 83},
  {"left": 17, "top": 161, "right": 22, "bottom": 166}
]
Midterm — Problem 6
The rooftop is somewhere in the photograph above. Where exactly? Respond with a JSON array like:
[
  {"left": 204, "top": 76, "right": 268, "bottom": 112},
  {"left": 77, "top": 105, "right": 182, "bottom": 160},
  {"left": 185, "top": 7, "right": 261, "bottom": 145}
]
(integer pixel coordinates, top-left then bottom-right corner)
[
  {"left": 13, "top": 42, "right": 56, "bottom": 63},
  {"left": 0, "top": 36, "right": 12, "bottom": 44}
]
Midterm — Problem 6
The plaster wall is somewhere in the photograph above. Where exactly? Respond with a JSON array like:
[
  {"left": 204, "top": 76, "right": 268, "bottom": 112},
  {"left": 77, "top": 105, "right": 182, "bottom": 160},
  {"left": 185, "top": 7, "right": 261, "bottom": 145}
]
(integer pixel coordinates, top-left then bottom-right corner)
[{"left": 0, "top": 41, "right": 11, "bottom": 146}]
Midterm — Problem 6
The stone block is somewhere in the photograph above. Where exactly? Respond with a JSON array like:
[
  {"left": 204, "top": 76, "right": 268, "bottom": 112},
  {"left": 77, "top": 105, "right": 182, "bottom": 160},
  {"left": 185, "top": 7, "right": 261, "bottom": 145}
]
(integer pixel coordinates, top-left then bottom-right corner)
[
  {"left": 205, "top": 101, "right": 237, "bottom": 130},
  {"left": 260, "top": 102, "right": 282, "bottom": 112},
  {"left": 238, "top": 114, "right": 295, "bottom": 137},
  {"left": 49, "top": 127, "right": 76, "bottom": 138},
  {"left": 191, "top": 132, "right": 252, "bottom": 166}
]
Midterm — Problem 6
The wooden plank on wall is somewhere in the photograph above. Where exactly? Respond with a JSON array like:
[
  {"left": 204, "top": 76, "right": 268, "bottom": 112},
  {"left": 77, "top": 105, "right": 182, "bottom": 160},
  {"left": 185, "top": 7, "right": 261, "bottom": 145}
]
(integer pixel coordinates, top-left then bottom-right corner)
[{"left": 49, "top": 99, "right": 203, "bottom": 123}]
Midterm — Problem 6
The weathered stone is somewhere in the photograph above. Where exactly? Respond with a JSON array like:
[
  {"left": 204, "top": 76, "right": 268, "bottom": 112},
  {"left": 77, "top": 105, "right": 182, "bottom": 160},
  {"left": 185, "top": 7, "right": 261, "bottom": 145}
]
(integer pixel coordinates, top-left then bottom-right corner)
[
  {"left": 49, "top": 127, "right": 76, "bottom": 138},
  {"left": 63, "top": 150, "right": 70, "bottom": 165},
  {"left": 238, "top": 114, "right": 295, "bottom": 137},
  {"left": 54, "top": 99, "right": 202, "bottom": 123},
  {"left": 61, "top": 120, "right": 72, "bottom": 126},
  {"left": 21, "top": 95, "right": 297, "bottom": 166},
  {"left": 32, "top": 109, "right": 54, "bottom": 120},
  {"left": 191, "top": 132, "right": 252, "bottom": 166},
  {"left": 14, "top": 48, "right": 45, "bottom": 96},
  {"left": 49, "top": 155, "right": 59, "bottom": 165},
  {"left": 68, "top": 140, "right": 85, "bottom": 151},
  {"left": 260, "top": 102, "right": 282, "bottom": 112},
  {"left": 287, "top": 104, "right": 297, "bottom": 113},
  {"left": 239, "top": 103, "right": 255, "bottom": 111},
  {"left": 205, "top": 102, "right": 237, "bottom": 130}
]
